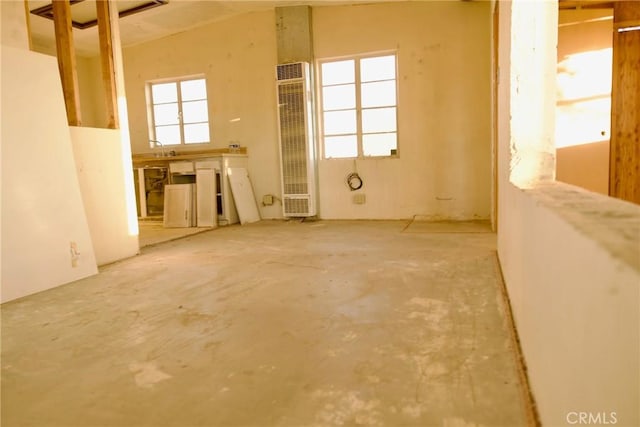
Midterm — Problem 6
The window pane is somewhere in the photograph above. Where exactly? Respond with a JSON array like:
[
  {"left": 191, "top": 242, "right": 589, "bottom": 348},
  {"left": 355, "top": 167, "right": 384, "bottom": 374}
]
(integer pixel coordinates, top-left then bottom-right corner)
[
  {"left": 361, "top": 80, "right": 396, "bottom": 108},
  {"left": 184, "top": 123, "right": 210, "bottom": 144},
  {"left": 363, "top": 133, "right": 397, "bottom": 157},
  {"left": 362, "top": 107, "right": 396, "bottom": 133},
  {"left": 180, "top": 79, "right": 207, "bottom": 101},
  {"left": 155, "top": 125, "right": 181, "bottom": 145},
  {"left": 152, "top": 82, "right": 178, "bottom": 104},
  {"left": 154, "top": 103, "right": 179, "bottom": 125},
  {"left": 322, "top": 84, "right": 355, "bottom": 111},
  {"left": 361, "top": 55, "right": 396, "bottom": 82},
  {"left": 321, "top": 60, "right": 355, "bottom": 85},
  {"left": 324, "top": 110, "right": 357, "bottom": 135},
  {"left": 182, "top": 100, "right": 209, "bottom": 123},
  {"left": 325, "top": 135, "right": 357, "bottom": 158}
]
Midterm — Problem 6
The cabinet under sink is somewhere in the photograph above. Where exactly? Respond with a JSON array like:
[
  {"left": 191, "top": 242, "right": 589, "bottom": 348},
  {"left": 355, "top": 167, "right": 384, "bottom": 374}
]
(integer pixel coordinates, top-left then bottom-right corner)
[
  {"left": 133, "top": 167, "right": 168, "bottom": 218},
  {"left": 134, "top": 154, "right": 247, "bottom": 227}
]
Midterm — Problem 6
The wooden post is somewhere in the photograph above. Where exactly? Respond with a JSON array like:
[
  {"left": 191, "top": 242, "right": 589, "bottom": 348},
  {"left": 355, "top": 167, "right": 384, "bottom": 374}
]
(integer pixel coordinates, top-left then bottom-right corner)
[
  {"left": 52, "top": 0, "right": 82, "bottom": 126},
  {"left": 96, "top": 0, "right": 119, "bottom": 129},
  {"left": 492, "top": 1, "right": 499, "bottom": 231},
  {"left": 24, "top": 0, "right": 33, "bottom": 51},
  {"left": 609, "top": 1, "right": 640, "bottom": 204}
]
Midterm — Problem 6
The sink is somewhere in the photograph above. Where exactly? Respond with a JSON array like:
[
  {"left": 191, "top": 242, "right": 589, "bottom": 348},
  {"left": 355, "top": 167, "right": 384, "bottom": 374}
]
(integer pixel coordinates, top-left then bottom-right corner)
[{"left": 153, "top": 151, "right": 178, "bottom": 158}]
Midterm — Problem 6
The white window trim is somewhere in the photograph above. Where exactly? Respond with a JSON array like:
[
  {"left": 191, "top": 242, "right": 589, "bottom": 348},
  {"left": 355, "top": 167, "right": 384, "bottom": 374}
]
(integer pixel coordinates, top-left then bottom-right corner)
[
  {"left": 146, "top": 74, "right": 210, "bottom": 147},
  {"left": 317, "top": 51, "right": 399, "bottom": 160}
]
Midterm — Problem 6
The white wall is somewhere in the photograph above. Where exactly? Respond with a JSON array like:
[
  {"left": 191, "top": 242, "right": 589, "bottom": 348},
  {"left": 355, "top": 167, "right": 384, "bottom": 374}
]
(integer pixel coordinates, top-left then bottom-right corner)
[
  {"left": 497, "top": 1, "right": 640, "bottom": 425},
  {"left": 500, "top": 183, "right": 639, "bottom": 426},
  {"left": 1, "top": 1, "right": 29, "bottom": 51},
  {"left": 123, "top": 3, "right": 492, "bottom": 221},
  {"left": 122, "top": 11, "right": 282, "bottom": 219},
  {"left": 1, "top": 46, "right": 98, "bottom": 303},
  {"left": 70, "top": 127, "right": 139, "bottom": 265},
  {"left": 313, "top": 2, "right": 492, "bottom": 219},
  {"left": 77, "top": 55, "right": 108, "bottom": 129},
  {"left": 556, "top": 141, "right": 609, "bottom": 195}
]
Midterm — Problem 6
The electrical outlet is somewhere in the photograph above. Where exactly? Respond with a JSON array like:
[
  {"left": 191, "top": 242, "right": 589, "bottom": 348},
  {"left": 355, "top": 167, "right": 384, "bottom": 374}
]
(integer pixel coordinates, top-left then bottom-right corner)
[
  {"left": 352, "top": 193, "right": 366, "bottom": 204},
  {"left": 262, "top": 194, "right": 274, "bottom": 206},
  {"left": 70, "top": 242, "right": 80, "bottom": 268}
]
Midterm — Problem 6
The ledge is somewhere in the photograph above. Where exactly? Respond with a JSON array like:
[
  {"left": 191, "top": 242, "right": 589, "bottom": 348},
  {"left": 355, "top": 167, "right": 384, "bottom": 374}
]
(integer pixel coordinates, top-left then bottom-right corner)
[{"left": 524, "top": 181, "right": 640, "bottom": 273}]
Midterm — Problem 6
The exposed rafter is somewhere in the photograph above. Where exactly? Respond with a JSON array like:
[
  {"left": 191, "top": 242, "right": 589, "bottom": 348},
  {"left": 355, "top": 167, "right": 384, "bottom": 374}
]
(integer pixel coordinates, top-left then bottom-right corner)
[
  {"left": 31, "top": 0, "right": 168, "bottom": 30},
  {"left": 558, "top": 0, "right": 614, "bottom": 10}
]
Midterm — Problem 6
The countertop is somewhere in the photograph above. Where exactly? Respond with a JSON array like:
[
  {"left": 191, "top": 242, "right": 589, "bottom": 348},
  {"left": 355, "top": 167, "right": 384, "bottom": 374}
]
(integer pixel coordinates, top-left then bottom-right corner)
[{"left": 132, "top": 148, "right": 247, "bottom": 168}]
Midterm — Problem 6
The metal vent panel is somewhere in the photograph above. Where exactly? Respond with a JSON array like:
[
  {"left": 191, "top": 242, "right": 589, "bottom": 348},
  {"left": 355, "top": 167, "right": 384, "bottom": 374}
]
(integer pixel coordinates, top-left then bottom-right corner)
[
  {"left": 276, "top": 62, "right": 316, "bottom": 218},
  {"left": 284, "top": 197, "right": 310, "bottom": 216},
  {"left": 277, "top": 63, "right": 304, "bottom": 81},
  {"left": 278, "top": 81, "right": 308, "bottom": 196}
]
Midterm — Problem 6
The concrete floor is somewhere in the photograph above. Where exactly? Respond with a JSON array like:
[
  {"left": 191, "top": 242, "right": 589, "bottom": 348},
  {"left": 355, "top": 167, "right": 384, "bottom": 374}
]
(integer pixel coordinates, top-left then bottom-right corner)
[
  {"left": 138, "top": 220, "right": 212, "bottom": 248},
  {"left": 1, "top": 220, "right": 532, "bottom": 426}
]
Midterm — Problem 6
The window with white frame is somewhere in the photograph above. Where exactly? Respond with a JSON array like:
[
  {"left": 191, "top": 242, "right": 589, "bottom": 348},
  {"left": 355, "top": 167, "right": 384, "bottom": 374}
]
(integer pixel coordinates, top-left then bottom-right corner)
[
  {"left": 319, "top": 54, "right": 398, "bottom": 158},
  {"left": 148, "top": 77, "right": 210, "bottom": 146}
]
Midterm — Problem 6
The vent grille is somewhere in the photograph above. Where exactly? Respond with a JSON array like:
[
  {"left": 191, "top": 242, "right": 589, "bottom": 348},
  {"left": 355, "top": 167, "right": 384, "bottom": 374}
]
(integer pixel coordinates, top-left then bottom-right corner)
[
  {"left": 284, "top": 197, "right": 310, "bottom": 215},
  {"left": 278, "top": 82, "right": 308, "bottom": 196},
  {"left": 277, "top": 63, "right": 304, "bottom": 81},
  {"left": 276, "top": 62, "right": 316, "bottom": 218}
]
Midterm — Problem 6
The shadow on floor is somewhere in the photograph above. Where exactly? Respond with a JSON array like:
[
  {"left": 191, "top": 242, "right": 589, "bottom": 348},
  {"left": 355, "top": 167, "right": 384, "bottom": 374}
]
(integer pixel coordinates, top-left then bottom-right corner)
[
  {"left": 138, "top": 219, "right": 214, "bottom": 248},
  {"left": 403, "top": 219, "right": 492, "bottom": 234}
]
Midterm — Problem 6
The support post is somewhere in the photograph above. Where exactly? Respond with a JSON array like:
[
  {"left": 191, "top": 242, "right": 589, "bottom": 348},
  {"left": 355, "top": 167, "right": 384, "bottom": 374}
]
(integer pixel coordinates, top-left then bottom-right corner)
[
  {"left": 24, "top": 0, "right": 33, "bottom": 50},
  {"left": 609, "top": 1, "right": 640, "bottom": 204},
  {"left": 96, "top": 0, "right": 119, "bottom": 129},
  {"left": 52, "top": 0, "right": 82, "bottom": 126}
]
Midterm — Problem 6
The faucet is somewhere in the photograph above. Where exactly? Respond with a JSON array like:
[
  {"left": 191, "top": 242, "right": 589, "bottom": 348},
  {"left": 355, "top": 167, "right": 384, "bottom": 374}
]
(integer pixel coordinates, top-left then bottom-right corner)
[{"left": 149, "top": 139, "right": 165, "bottom": 157}]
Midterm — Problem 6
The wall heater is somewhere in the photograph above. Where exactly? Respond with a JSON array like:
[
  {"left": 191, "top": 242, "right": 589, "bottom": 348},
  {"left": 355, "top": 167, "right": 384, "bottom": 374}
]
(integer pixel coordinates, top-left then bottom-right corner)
[{"left": 276, "top": 62, "right": 317, "bottom": 217}]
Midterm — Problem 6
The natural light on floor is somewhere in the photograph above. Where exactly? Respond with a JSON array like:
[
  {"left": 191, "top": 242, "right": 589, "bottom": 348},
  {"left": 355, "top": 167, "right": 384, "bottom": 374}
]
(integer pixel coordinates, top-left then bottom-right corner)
[{"left": 556, "top": 47, "right": 612, "bottom": 148}]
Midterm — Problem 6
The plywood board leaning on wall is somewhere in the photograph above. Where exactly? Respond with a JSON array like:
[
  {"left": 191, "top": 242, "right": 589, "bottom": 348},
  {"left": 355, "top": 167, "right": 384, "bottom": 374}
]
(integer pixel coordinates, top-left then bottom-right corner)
[
  {"left": 1, "top": 46, "right": 98, "bottom": 303},
  {"left": 228, "top": 168, "right": 261, "bottom": 224}
]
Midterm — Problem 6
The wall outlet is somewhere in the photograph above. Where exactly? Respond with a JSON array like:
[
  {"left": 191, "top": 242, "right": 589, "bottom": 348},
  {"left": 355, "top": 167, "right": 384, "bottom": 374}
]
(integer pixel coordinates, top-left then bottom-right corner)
[
  {"left": 352, "top": 193, "right": 366, "bottom": 204},
  {"left": 262, "top": 194, "right": 274, "bottom": 206},
  {"left": 70, "top": 241, "right": 80, "bottom": 268}
]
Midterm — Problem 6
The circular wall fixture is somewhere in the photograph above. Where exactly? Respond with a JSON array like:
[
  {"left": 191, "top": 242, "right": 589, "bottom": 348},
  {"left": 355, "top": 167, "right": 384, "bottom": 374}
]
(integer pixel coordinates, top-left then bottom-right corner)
[{"left": 346, "top": 172, "right": 363, "bottom": 191}]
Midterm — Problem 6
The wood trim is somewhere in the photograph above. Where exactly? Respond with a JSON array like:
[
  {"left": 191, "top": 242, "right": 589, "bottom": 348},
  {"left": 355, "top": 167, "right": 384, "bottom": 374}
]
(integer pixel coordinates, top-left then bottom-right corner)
[
  {"left": 24, "top": 0, "right": 33, "bottom": 50},
  {"left": 614, "top": 18, "right": 640, "bottom": 30},
  {"left": 52, "top": 0, "right": 82, "bottom": 126},
  {"left": 96, "top": 0, "right": 119, "bottom": 129},
  {"left": 558, "top": 1, "right": 614, "bottom": 10},
  {"left": 492, "top": 0, "right": 499, "bottom": 231},
  {"left": 609, "top": 1, "right": 640, "bottom": 204},
  {"left": 30, "top": 0, "right": 168, "bottom": 30}
]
